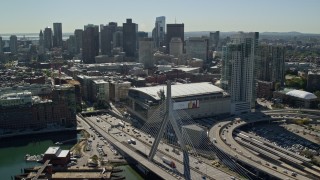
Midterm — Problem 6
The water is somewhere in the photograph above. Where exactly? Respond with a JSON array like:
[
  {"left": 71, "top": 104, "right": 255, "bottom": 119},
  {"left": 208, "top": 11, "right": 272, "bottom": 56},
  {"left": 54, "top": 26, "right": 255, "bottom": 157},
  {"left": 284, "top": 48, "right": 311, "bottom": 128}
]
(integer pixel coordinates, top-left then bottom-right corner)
[
  {"left": 0, "top": 131, "right": 143, "bottom": 180},
  {"left": 118, "top": 165, "right": 144, "bottom": 180},
  {"left": 0, "top": 131, "right": 76, "bottom": 180}
]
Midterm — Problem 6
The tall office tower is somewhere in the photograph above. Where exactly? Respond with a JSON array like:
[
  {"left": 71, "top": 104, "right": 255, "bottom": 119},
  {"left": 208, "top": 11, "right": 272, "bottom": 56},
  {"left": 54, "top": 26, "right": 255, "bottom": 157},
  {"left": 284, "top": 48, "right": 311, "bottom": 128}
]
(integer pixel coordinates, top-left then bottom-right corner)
[
  {"left": 38, "top": 30, "right": 45, "bottom": 54},
  {"left": 9, "top": 35, "right": 18, "bottom": 54},
  {"left": 139, "top": 38, "right": 154, "bottom": 68},
  {"left": 113, "top": 30, "right": 123, "bottom": 48},
  {"left": 169, "top": 37, "right": 183, "bottom": 57},
  {"left": 221, "top": 32, "right": 259, "bottom": 114},
  {"left": 53, "top": 23, "right": 63, "bottom": 47},
  {"left": 152, "top": 16, "right": 166, "bottom": 48},
  {"left": 209, "top": 31, "right": 220, "bottom": 50},
  {"left": 82, "top": 24, "right": 99, "bottom": 64},
  {"left": 257, "top": 45, "right": 285, "bottom": 86},
  {"left": 123, "top": 19, "right": 137, "bottom": 57},
  {"left": 44, "top": 27, "right": 53, "bottom": 50},
  {"left": 166, "top": 23, "right": 184, "bottom": 53},
  {"left": 67, "top": 35, "right": 76, "bottom": 54},
  {"left": 101, "top": 22, "right": 117, "bottom": 55},
  {"left": 185, "top": 37, "right": 208, "bottom": 61},
  {"left": 0, "top": 36, "right": 3, "bottom": 53},
  {"left": 74, "top": 29, "right": 83, "bottom": 54}
]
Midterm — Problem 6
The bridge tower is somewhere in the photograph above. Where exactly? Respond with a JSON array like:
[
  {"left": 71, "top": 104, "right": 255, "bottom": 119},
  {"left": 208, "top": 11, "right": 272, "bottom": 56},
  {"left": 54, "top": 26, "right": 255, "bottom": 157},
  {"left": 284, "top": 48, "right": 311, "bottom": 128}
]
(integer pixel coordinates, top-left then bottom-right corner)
[{"left": 148, "top": 81, "right": 191, "bottom": 180}]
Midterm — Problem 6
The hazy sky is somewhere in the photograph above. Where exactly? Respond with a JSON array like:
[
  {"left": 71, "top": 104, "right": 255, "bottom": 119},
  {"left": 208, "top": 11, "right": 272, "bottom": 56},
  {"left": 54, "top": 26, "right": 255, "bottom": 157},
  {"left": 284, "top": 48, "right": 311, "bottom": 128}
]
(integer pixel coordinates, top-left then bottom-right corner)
[{"left": 1, "top": 0, "right": 319, "bottom": 34}]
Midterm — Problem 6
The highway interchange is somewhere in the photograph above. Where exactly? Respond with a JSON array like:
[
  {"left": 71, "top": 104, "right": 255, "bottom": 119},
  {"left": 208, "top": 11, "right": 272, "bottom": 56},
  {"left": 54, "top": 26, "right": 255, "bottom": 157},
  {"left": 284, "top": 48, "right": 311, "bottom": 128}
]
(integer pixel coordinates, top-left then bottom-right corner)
[
  {"left": 209, "top": 109, "right": 320, "bottom": 180},
  {"left": 77, "top": 108, "right": 320, "bottom": 180}
]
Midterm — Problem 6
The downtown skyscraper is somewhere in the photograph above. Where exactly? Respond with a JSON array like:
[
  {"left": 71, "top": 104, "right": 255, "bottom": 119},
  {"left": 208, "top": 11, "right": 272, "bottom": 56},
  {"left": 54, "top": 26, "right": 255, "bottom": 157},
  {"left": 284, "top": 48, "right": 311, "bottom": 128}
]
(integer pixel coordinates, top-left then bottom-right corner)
[
  {"left": 38, "top": 30, "right": 44, "bottom": 54},
  {"left": 152, "top": 16, "right": 165, "bottom": 48},
  {"left": 166, "top": 23, "right": 184, "bottom": 53},
  {"left": 82, "top": 24, "right": 99, "bottom": 64},
  {"left": 221, "top": 32, "right": 259, "bottom": 114},
  {"left": 9, "top": 35, "right": 18, "bottom": 54},
  {"left": 43, "top": 27, "right": 53, "bottom": 50},
  {"left": 101, "top": 22, "right": 117, "bottom": 56},
  {"left": 53, "top": 23, "right": 63, "bottom": 48},
  {"left": 123, "top": 19, "right": 137, "bottom": 57},
  {"left": 74, "top": 29, "right": 83, "bottom": 54}
]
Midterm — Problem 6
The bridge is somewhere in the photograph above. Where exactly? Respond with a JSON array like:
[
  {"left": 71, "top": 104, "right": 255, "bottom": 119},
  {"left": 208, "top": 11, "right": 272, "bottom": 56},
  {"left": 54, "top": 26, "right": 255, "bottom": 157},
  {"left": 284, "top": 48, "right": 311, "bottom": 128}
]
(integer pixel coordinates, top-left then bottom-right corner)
[
  {"left": 77, "top": 83, "right": 320, "bottom": 180},
  {"left": 79, "top": 81, "right": 245, "bottom": 180}
]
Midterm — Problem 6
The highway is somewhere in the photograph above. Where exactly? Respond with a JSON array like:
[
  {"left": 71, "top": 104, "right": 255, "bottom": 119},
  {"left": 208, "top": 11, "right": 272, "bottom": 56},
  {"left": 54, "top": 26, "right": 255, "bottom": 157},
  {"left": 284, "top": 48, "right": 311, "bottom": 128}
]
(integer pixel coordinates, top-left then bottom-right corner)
[
  {"left": 209, "top": 119, "right": 312, "bottom": 180},
  {"left": 208, "top": 108, "right": 320, "bottom": 179},
  {"left": 78, "top": 115, "right": 179, "bottom": 180},
  {"left": 80, "top": 114, "right": 234, "bottom": 180}
]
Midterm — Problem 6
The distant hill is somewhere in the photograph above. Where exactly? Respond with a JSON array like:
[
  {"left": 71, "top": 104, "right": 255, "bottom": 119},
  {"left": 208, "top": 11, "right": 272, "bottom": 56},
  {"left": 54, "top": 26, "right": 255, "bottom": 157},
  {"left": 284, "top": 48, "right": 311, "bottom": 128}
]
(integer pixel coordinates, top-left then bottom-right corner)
[{"left": 183, "top": 31, "right": 320, "bottom": 38}]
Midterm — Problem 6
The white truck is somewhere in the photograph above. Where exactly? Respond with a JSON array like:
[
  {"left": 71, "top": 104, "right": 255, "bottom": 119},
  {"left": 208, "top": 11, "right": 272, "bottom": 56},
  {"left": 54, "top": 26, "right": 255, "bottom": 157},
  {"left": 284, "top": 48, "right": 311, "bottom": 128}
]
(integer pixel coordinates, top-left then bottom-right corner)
[{"left": 161, "top": 156, "right": 176, "bottom": 168}]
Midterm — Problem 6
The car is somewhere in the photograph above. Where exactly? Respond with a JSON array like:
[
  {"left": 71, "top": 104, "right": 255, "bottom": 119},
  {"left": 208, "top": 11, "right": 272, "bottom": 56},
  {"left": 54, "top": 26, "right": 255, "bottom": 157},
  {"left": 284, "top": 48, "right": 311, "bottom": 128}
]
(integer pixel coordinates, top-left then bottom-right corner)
[
  {"left": 195, "top": 166, "right": 199, "bottom": 169},
  {"left": 165, "top": 148, "right": 169, "bottom": 151}
]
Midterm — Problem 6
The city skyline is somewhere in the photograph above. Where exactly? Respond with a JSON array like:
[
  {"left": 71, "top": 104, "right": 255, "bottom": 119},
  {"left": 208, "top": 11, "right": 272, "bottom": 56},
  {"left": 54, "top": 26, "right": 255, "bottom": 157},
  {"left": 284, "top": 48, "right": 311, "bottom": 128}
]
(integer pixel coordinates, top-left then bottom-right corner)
[{"left": 0, "top": 0, "right": 320, "bottom": 34}]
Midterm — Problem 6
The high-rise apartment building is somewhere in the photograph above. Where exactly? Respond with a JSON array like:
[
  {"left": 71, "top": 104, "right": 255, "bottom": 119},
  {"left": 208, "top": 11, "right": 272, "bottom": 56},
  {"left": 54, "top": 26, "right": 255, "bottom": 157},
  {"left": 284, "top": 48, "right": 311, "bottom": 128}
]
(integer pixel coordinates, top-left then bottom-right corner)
[
  {"left": 152, "top": 16, "right": 166, "bottom": 48},
  {"left": 44, "top": 27, "right": 53, "bottom": 50},
  {"left": 166, "top": 23, "right": 184, "bottom": 52},
  {"left": 101, "top": 22, "right": 117, "bottom": 56},
  {"left": 74, "top": 29, "right": 83, "bottom": 54},
  {"left": 9, "top": 35, "right": 18, "bottom": 54},
  {"left": 53, "top": 23, "right": 63, "bottom": 47},
  {"left": 82, "top": 24, "right": 99, "bottom": 64},
  {"left": 209, "top": 31, "right": 220, "bottom": 50},
  {"left": 123, "top": 19, "right": 137, "bottom": 57},
  {"left": 221, "top": 32, "right": 259, "bottom": 114},
  {"left": 257, "top": 45, "right": 285, "bottom": 86},
  {"left": 185, "top": 37, "right": 208, "bottom": 61},
  {"left": 139, "top": 38, "right": 154, "bottom": 68}
]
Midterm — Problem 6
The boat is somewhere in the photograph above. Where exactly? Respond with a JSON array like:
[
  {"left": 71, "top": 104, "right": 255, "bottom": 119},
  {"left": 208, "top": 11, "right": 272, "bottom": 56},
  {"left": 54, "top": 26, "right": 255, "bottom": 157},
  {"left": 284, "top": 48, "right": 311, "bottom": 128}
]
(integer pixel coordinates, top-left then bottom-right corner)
[
  {"left": 25, "top": 154, "right": 43, "bottom": 162},
  {"left": 55, "top": 142, "right": 63, "bottom": 145}
]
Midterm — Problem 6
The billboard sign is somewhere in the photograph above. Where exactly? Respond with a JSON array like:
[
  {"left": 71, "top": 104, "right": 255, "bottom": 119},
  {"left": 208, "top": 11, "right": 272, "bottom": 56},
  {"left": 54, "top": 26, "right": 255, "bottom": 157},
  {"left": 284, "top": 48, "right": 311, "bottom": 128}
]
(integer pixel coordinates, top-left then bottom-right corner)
[{"left": 173, "top": 100, "right": 200, "bottom": 110}]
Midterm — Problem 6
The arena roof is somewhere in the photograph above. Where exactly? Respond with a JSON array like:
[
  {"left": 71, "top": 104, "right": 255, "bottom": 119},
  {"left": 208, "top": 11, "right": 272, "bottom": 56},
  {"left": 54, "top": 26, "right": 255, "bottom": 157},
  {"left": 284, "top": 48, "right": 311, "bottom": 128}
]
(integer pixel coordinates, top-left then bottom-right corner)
[
  {"left": 130, "top": 82, "right": 225, "bottom": 100},
  {"left": 286, "top": 90, "right": 317, "bottom": 100}
]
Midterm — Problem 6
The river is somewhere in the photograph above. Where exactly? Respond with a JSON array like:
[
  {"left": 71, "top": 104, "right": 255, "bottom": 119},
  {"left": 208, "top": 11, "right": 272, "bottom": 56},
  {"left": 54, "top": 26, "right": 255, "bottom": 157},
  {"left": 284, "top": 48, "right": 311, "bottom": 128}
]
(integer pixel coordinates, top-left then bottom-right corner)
[{"left": 0, "top": 131, "right": 143, "bottom": 180}]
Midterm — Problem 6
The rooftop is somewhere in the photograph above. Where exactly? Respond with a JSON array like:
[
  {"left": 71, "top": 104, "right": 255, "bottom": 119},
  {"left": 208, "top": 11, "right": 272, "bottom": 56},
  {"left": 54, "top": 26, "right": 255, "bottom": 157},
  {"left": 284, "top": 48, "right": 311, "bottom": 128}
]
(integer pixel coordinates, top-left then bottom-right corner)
[
  {"left": 286, "top": 90, "right": 317, "bottom": 100},
  {"left": 130, "top": 82, "right": 225, "bottom": 100},
  {"left": 57, "top": 150, "right": 69, "bottom": 158},
  {"left": 44, "top": 146, "right": 60, "bottom": 155}
]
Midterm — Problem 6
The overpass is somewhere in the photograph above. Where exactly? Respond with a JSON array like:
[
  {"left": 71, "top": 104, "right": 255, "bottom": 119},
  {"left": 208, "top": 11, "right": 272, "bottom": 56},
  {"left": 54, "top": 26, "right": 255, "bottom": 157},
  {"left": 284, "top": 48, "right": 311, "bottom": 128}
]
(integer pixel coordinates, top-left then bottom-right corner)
[{"left": 209, "top": 109, "right": 320, "bottom": 179}]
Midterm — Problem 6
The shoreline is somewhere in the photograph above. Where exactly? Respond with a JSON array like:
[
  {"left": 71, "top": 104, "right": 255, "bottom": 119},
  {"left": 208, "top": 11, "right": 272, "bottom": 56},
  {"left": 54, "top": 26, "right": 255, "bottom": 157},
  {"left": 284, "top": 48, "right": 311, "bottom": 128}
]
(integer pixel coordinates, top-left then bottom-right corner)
[{"left": 0, "top": 127, "right": 79, "bottom": 140}]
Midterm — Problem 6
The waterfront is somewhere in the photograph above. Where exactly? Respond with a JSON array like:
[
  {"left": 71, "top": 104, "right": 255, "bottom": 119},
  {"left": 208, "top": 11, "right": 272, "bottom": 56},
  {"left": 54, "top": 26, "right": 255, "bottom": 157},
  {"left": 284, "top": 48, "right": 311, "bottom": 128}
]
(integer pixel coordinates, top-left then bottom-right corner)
[
  {"left": 0, "top": 132, "right": 76, "bottom": 180},
  {"left": 0, "top": 131, "right": 143, "bottom": 180}
]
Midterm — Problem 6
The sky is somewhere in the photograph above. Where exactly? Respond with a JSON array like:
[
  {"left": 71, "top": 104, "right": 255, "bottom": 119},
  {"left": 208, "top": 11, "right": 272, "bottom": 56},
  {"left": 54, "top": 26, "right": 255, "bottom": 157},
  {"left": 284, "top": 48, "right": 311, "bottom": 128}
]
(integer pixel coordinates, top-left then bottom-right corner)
[{"left": 0, "top": 0, "right": 320, "bottom": 34}]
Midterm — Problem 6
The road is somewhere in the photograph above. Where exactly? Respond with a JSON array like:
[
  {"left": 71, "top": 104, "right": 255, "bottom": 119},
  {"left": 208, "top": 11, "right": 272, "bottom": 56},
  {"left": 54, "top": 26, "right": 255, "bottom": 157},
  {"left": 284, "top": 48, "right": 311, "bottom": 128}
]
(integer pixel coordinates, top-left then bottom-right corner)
[
  {"left": 81, "top": 114, "right": 234, "bottom": 180},
  {"left": 209, "top": 112, "right": 315, "bottom": 180}
]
